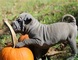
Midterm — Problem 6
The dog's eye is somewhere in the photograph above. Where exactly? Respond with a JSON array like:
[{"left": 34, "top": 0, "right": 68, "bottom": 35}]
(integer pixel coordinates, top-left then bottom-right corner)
[{"left": 17, "top": 19, "right": 21, "bottom": 23}]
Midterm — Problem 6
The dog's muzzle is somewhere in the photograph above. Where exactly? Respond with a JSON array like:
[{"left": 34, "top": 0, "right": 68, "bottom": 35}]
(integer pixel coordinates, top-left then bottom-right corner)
[{"left": 12, "top": 21, "right": 21, "bottom": 32}]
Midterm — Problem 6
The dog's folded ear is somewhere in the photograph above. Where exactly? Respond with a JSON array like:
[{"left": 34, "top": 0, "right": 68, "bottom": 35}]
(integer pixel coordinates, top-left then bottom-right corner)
[{"left": 24, "top": 18, "right": 32, "bottom": 24}]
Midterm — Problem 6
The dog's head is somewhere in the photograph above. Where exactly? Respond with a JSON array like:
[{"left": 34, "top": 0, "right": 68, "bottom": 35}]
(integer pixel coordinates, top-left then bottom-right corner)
[{"left": 12, "top": 13, "right": 33, "bottom": 34}]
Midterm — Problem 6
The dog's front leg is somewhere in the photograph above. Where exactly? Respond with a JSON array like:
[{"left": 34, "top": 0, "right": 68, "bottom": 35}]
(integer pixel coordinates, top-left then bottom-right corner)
[
  {"left": 16, "top": 39, "right": 43, "bottom": 48},
  {"left": 34, "top": 48, "right": 42, "bottom": 60},
  {"left": 28, "top": 46, "right": 42, "bottom": 60}
]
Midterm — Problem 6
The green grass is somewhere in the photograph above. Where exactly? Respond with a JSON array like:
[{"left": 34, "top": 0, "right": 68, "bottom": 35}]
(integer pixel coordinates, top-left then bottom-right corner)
[{"left": 0, "top": 0, "right": 78, "bottom": 22}]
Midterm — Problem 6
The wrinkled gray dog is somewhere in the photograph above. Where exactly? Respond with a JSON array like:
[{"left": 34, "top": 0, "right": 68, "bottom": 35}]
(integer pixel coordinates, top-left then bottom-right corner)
[{"left": 12, "top": 13, "right": 77, "bottom": 60}]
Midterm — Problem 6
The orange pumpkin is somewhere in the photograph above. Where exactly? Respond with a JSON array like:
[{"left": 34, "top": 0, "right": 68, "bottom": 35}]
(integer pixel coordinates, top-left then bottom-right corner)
[
  {"left": 0, "top": 20, "right": 34, "bottom": 60},
  {"left": 1, "top": 47, "right": 34, "bottom": 60},
  {"left": 19, "top": 34, "right": 29, "bottom": 42}
]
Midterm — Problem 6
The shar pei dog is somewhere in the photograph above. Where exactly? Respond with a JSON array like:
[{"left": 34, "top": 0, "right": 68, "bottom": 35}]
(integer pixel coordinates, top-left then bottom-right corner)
[{"left": 12, "top": 13, "right": 77, "bottom": 60}]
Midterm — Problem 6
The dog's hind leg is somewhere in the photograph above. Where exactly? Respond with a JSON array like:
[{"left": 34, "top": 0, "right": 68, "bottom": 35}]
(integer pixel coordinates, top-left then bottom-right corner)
[{"left": 67, "top": 36, "right": 77, "bottom": 60}]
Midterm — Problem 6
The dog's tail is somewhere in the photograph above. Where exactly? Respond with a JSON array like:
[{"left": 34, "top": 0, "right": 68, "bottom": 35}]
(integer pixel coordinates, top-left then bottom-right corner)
[{"left": 62, "top": 14, "right": 76, "bottom": 25}]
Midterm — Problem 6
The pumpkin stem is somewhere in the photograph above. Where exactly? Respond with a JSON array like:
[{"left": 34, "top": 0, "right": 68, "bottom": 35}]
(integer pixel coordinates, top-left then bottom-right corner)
[{"left": 3, "top": 18, "right": 18, "bottom": 48}]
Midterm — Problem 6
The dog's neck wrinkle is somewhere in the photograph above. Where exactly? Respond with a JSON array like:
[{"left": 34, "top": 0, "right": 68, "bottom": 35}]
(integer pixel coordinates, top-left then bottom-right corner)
[
  {"left": 25, "top": 20, "right": 41, "bottom": 34},
  {"left": 29, "top": 20, "right": 40, "bottom": 30}
]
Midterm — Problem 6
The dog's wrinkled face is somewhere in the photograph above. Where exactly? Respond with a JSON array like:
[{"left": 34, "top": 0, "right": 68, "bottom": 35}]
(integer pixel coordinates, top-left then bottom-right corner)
[{"left": 12, "top": 13, "right": 32, "bottom": 33}]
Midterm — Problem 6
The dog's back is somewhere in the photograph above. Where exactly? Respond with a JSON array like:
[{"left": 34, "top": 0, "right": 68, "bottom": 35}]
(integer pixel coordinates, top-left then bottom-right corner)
[
  {"left": 38, "top": 14, "right": 77, "bottom": 47},
  {"left": 41, "top": 22, "right": 77, "bottom": 46}
]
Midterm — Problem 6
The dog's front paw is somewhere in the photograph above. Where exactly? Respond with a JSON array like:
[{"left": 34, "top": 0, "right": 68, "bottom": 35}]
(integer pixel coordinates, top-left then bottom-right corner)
[{"left": 15, "top": 42, "right": 25, "bottom": 48}]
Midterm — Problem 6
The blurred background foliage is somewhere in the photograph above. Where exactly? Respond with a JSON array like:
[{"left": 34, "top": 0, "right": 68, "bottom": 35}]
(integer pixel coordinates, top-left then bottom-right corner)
[
  {"left": 0, "top": 0, "right": 78, "bottom": 24},
  {"left": 0, "top": 0, "right": 78, "bottom": 60}
]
